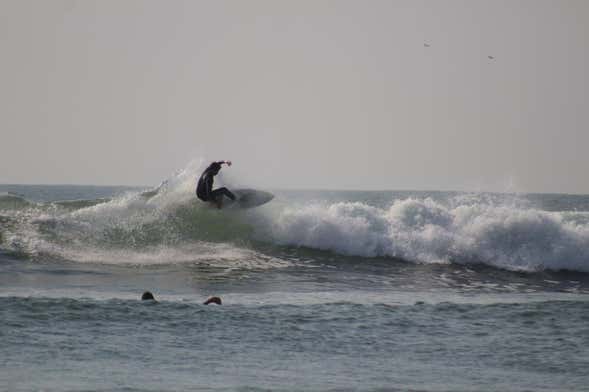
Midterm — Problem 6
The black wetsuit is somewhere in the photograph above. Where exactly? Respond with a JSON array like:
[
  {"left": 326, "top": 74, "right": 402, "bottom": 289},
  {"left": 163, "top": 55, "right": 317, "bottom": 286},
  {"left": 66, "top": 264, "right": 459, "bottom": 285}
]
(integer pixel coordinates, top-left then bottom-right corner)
[{"left": 196, "top": 162, "right": 236, "bottom": 202}]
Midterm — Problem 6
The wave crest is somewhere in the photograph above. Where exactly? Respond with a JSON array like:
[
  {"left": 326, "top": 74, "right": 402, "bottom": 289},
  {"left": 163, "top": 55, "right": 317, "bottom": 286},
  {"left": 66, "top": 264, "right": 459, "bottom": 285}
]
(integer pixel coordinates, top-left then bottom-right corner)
[
  {"left": 266, "top": 197, "right": 589, "bottom": 272},
  {"left": 3, "top": 160, "right": 589, "bottom": 273}
]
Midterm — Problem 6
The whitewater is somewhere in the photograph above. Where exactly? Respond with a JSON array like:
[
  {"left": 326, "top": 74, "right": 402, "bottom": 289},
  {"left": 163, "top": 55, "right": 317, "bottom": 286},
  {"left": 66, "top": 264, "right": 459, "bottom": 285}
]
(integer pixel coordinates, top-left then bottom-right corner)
[
  {"left": 2, "top": 162, "right": 589, "bottom": 273},
  {"left": 2, "top": 161, "right": 589, "bottom": 391}
]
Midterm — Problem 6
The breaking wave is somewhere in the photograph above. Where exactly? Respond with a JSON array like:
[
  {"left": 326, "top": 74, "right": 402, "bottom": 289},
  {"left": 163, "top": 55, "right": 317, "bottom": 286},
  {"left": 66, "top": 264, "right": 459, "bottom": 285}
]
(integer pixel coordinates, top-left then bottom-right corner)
[
  {"left": 0, "top": 161, "right": 279, "bottom": 268},
  {"left": 2, "top": 161, "right": 589, "bottom": 273},
  {"left": 264, "top": 197, "right": 589, "bottom": 272}
]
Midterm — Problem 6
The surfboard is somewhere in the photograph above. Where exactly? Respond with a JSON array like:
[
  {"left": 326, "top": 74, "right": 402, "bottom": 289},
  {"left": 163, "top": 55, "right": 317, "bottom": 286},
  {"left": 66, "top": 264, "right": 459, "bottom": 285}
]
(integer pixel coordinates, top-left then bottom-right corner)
[{"left": 221, "top": 188, "right": 274, "bottom": 209}]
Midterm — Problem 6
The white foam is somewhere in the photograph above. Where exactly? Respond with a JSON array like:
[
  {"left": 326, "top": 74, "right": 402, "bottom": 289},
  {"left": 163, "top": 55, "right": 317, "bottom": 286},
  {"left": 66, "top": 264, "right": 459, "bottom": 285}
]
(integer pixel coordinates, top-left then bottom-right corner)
[
  {"left": 0, "top": 159, "right": 288, "bottom": 268},
  {"left": 264, "top": 197, "right": 589, "bottom": 272},
  {"left": 4, "top": 159, "right": 589, "bottom": 273}
]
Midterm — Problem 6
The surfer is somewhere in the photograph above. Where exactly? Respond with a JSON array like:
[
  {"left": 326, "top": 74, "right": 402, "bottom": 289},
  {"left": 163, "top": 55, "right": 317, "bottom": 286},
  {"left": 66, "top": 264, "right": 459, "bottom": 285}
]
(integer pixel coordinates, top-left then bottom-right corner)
[{"left": 196, "top": 160, "right": 236, "bottom": 208}]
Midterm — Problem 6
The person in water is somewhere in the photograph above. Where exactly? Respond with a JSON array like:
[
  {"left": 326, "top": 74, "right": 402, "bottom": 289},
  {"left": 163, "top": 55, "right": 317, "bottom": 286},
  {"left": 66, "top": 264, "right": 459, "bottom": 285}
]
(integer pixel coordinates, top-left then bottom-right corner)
[
  {"left": 203, "top": 296, "right": 222, "bottom": 305},
  {"left": 196, "top": 160, "right": 236, "bottom": 208},
  {"left": 140, "top": 291, "right": 222, "bottom": 305},
  {"left": 141, "top": 291, "right": 156, "bottom": 301}
]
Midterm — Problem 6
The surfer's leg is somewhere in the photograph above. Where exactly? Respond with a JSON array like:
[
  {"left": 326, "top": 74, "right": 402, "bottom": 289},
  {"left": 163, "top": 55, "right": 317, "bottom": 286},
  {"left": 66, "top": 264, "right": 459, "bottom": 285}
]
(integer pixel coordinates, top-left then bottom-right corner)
[
  {"left": 211, "top": 187, "right": 236, "bottom": 201},
  {"left": 209, "top": 189, "right": 225, "bottom": 208},
  {"left": 223, "top": 188, "right": 237, "bottom": 201}
]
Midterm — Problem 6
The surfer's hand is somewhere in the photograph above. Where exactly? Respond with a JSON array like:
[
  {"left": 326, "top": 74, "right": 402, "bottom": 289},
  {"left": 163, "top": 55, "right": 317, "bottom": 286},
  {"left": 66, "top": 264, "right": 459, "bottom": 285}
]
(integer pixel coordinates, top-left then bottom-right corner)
[{"left": 225, "top": 160, "right": 232, "bottom": 166}]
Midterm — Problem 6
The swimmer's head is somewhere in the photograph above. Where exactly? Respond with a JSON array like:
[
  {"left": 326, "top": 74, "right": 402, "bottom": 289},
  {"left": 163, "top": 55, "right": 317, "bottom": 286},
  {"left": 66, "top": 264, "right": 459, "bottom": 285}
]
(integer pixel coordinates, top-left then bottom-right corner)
[
  {"left": 141, "top": 291, "right": 156, "bottom": 301},
  {"left": 204, "top": 296, "right": 222, "bottom": 305}
]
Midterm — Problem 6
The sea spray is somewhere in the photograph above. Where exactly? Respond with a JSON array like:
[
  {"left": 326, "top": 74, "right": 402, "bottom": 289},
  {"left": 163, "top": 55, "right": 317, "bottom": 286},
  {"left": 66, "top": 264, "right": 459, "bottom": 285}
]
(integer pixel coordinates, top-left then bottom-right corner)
[
  {"left": 3, "top": 163, "right": 589, "bottom": 272},
  {"left": 0, "top": 160, "right": 266, "bottom": 265}
]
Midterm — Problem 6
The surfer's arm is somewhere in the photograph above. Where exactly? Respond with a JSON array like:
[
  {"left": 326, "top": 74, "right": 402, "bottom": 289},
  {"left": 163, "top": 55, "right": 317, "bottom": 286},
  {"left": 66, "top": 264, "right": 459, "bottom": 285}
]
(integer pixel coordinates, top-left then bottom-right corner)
[{"left": 216, "top": 160, "right": 232, "bottom": 167}]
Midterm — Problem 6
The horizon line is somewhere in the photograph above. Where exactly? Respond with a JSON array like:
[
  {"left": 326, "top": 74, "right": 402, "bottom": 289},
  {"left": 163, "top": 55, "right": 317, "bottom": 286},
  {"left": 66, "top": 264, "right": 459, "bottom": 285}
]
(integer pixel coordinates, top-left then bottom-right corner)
[{"left": 1, "top": 183, "right": 589, "bottom": 197}]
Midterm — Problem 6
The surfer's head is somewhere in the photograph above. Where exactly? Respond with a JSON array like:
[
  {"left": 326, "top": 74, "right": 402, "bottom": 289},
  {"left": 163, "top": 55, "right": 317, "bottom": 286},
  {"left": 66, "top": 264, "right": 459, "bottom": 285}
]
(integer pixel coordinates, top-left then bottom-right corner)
[{"left": 141, "top": 291, "right": 156, "bottom": 301}]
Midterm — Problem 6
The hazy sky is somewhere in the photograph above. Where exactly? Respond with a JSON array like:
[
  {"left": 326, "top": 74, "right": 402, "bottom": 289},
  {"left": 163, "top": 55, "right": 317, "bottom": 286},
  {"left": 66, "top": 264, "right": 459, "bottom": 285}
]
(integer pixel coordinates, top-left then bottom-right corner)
[{"left": 1, "top": 0, "right": 588, "bottom": 192}]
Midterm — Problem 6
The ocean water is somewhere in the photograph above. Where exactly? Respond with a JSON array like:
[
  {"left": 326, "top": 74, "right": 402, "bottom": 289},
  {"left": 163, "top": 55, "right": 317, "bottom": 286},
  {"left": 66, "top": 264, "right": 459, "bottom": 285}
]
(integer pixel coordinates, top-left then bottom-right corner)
[{"left": 2, "top": 165, "right": 589, "bottom": 391}]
